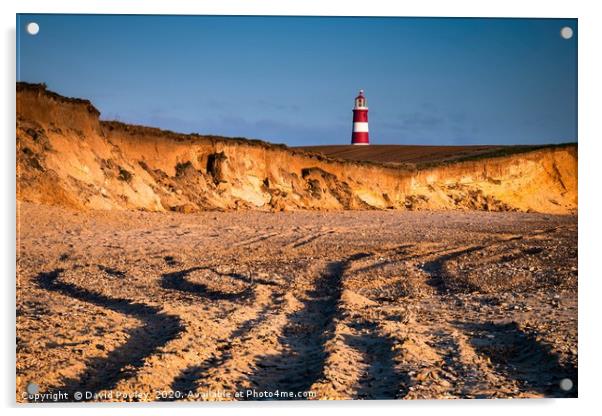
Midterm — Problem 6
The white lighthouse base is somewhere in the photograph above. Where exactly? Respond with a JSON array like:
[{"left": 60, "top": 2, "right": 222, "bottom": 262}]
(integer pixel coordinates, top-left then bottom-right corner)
[{"left": 351, "top": 142, "right": 370, "bottom": 145}]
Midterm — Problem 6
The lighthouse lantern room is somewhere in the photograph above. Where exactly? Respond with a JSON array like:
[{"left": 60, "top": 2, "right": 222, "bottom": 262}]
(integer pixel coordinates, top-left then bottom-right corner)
[{"left": 351, "top": 89, "right": 370, "bottom": 145}]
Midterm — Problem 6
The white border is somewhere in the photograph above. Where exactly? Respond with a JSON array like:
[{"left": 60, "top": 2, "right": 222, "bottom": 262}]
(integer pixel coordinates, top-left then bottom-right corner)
[
  {"left": 2, "top": 1, "right": 601, "bottom": 415},
  {"left": 3, "top": 0, "right": 586, "bottom": 17}
]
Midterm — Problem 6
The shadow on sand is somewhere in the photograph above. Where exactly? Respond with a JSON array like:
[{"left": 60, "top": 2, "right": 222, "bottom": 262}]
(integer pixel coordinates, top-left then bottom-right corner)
[
  {"left": 161, "top": 266, "right": 277, "bottom": 302},
  {"left": 344, "top": 320, "right": 410, "bottom": 399},
  {"left": 35, "top": 268, "right": 184, "bottom": 402},
  {"left": 458, "top": 320, "right": 577, "bottom": 397},
  {"left": 235, "top": 252, "right": 406, "bottom": 400}
]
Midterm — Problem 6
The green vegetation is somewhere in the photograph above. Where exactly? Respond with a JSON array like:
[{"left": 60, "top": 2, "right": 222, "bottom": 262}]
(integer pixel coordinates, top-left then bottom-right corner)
[{"left": 416, "top": 143, "right": 577, "bottom": 170}]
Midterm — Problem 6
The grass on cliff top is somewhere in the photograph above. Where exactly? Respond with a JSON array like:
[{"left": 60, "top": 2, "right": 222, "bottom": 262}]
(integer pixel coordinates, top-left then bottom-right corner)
[{"left": 414, "top": 142, "right": 577, "bottom": 170}]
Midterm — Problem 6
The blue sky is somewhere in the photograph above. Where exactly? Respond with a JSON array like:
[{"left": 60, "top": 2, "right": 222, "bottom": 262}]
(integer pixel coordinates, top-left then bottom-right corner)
[{"left": 17, "top": 15, "right": 577, "bottom": 146}]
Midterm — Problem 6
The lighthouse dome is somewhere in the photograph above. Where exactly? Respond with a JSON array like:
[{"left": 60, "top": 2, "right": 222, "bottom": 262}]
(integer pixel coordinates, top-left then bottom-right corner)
[{"left": 354, "top": 89, "right": 367, "bottom": 108}]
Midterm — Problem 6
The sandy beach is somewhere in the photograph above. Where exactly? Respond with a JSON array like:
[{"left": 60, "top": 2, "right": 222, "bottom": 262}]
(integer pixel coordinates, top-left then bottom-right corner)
[{"left": 17, "top": 203, "right": 577, "bottom": 401}]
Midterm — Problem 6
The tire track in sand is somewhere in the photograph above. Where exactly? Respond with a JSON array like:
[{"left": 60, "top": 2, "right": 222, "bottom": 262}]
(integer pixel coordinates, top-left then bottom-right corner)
[
  {"left": 35, "top": 268, "right": 184, "bottom": 401},
  {"left": 399, "top": 229, "right": 575, "bottom": 398},
  {"left": 346, "top": 243, "right": 522, "bottom": 398},
  {"left": 233, "top": 253, "right": 375, "bottom": 400},
  {"left": 310, "top": 250, "right": 415, "bottom": 399},
  {"left": 161, "top": 267, "right": 259, "bottom": 302},
  {"left": 159, "top": 264, "right": 284, "bottom": 401},
  {"left": 109, "top": 264, "right": 279, "bottom": 400},
  {"left": 285, "top": 229, "right": 336, "bottom": 249},
  {"left": 169, "top": 291, "right": 291, "bottom": 400},
  {"left": 231, "top": 232, "right": 280, "bottom": 248}
]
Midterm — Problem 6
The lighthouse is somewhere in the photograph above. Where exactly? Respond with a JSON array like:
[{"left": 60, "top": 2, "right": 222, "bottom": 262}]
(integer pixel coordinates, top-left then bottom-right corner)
[{"left": 351, "top": 89, "right": 369, "bottom": 145}]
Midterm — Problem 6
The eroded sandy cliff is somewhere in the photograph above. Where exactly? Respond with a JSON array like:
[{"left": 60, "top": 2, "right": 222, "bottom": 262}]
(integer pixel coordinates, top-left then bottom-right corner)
[{"left": 16, "top": 83, "right": 577, "bottom": 214}]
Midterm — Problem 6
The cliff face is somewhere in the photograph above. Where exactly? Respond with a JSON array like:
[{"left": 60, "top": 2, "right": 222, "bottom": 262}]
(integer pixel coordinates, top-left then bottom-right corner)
[{"left": 16, "top": 83, "right": 577, "bottom": 214}]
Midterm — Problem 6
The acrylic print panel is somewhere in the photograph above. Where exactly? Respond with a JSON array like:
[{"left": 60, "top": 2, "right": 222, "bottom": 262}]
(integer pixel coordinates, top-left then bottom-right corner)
[{"left": 16, "top": 14, "right": 577, "bottom": 402}]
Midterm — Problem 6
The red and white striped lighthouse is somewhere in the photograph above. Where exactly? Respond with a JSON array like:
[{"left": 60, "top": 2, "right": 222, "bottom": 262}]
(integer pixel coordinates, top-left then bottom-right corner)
[{"left": 351, "top": 89, "right": 369, "bottom": 145}]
